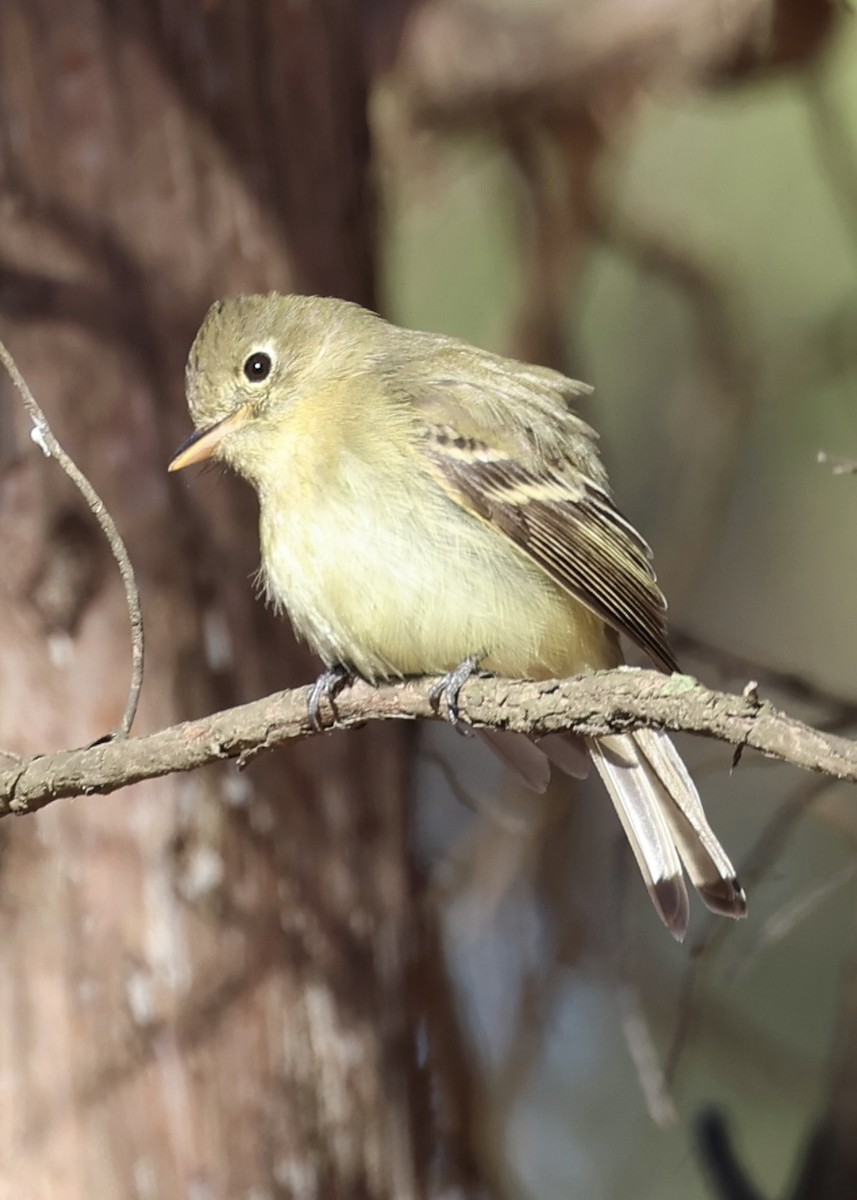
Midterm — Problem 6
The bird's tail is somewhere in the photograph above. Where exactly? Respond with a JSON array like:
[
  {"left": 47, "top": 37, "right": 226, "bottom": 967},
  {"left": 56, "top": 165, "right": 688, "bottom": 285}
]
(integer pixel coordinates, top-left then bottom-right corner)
[{"left": 584, "top": 729, "right": 746, "bottom": 940}]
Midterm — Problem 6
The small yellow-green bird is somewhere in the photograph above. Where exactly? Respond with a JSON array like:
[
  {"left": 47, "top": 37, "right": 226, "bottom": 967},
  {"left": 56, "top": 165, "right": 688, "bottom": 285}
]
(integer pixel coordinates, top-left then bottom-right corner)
[{"left": 169, "top": 293, "right": 746, "bottom": 940}]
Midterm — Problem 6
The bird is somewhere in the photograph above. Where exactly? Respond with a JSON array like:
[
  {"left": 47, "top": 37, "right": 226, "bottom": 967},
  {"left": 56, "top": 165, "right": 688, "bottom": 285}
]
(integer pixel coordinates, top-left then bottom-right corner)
[{"left": 169, "top": 292, "right": 746, "bottom": 940}]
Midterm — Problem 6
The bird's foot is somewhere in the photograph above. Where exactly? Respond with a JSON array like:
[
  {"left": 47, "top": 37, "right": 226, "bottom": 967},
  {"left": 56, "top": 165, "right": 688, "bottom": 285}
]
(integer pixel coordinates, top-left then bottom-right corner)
[
  {"left": 429, "top": 655, "right": 484, "bottom": 732},
  {"left": 308, "top": 663, "right": 354, "bottom": 733}
]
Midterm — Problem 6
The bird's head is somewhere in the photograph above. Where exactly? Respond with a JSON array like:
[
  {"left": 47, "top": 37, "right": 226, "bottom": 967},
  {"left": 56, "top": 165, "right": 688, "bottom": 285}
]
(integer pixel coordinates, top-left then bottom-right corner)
[{"left": 169, "top": 292, "right": 384, "bottom": 488}]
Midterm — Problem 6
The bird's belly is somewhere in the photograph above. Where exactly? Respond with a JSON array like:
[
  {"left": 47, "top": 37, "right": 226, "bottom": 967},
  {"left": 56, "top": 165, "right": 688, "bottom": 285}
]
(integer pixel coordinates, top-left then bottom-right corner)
[{"left": 259, "top": 483, "right": 617, "bottom": 682}]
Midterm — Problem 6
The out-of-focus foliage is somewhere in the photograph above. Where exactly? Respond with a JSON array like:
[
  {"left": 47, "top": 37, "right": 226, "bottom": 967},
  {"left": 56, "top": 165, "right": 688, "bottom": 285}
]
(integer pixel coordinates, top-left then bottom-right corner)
[{"left": 379, "top": 9, "right": 857, "bottom": 1198}]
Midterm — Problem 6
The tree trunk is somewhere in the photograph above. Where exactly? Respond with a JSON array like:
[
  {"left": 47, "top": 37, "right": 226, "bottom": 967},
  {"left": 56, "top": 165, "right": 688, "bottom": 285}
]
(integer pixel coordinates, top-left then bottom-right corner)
[{"left": 0, "top": 4, "right": 422, "bottom": 1197}]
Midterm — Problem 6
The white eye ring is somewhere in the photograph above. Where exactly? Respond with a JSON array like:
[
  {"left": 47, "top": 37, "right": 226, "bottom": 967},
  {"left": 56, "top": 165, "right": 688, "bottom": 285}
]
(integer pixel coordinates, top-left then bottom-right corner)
[{"left": 243, "top": 351, "right": 273, "bottom": 383}]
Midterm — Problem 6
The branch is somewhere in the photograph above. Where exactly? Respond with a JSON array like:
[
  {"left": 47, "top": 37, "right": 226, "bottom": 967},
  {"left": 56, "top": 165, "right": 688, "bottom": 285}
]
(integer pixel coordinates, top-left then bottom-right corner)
[
  {"left": 0, "top": 336, "right": 144, "bottom": 737},
  {"left": 2, "top": 669, "right": 857, "bottom": 818}
]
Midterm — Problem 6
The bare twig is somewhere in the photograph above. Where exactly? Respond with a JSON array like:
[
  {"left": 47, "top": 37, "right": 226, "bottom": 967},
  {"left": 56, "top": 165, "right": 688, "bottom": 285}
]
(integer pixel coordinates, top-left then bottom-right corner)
[
  {"left": 613, "top": 845, "right": 677, "bottom": 1126},
  {"left": 422, "top": 748, "right": 532, "bottom": 834},
  {"left": 2, "top": 669, "right": 857, "bottom": 817},
  {"left": 731, "top": 860, "right": 857, "bottom": 981},
  {"left": 0, "top": 337, "right": 144, "bottom": 737},
  {"left": 618, "top": 982, "right": 677, "bottom": 1127},
  {"left": 666, "top": 775, "right": 838, "bottom": 1085}
]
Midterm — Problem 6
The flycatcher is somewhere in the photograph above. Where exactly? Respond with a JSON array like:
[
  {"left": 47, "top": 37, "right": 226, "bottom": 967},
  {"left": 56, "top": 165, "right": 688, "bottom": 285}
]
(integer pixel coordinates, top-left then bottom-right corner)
[{"left": 169, "top": 293, "right": 746, "bottom": 940}]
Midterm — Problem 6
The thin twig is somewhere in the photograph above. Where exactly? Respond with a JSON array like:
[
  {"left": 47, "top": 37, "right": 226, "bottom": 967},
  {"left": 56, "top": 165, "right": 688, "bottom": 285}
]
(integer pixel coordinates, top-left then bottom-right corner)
[
  {"left": 666, "top": 775, "right": 838, "bottom": 1086},
  {"left": 613, "top": 844, "right": 677, "bottom": 1126},
  {"left": 0, "top": 337, "right": 144, "bottom": 737},
  {"left": 422, "top": 748, "right": 532, "bottom": 834},
  {"left": 618, "top": 983, "right": 677, "bottom": 1127},
  {"left": 730, "top": 860, "right": 857, "bottom": 981}
]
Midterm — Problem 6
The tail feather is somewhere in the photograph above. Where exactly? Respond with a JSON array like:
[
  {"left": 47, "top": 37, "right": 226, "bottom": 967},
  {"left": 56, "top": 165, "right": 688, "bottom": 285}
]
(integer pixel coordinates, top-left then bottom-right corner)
[
  {"left": 538, "top": 732, "right": 590, "bottom": 779},
  {"left": 588, "top": 735, "right": 690, "bottom": 939},
  {"left": 477, "top": 729, "right": 551, "bottom": 793},
  {"left": 588, "top": 730, "right": 745, "bottom": 938},
  {"left": 633, "top": 728, "right": 747, "bottom": 919},
  {"left": 477, "top": 726, "right": 746, "bottom": 940}
]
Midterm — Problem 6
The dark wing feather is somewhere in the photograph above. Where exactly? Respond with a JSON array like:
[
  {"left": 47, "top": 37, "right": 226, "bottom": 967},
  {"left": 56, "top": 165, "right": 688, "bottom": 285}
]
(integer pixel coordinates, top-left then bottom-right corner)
[{"left": 422, "top": 432, "right": 679, "bottom": 674}]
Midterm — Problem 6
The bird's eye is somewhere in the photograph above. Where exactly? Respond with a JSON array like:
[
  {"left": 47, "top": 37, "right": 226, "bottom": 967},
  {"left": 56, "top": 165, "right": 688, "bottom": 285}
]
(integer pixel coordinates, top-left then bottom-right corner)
[{"left": 243, "top": 351, "right": 272, "bottom": 383}]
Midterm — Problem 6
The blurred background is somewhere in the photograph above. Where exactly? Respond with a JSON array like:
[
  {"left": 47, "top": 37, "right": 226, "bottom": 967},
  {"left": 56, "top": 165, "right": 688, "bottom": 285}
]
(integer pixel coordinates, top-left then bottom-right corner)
[{"left": 0, "top": 2, "right": 855, "bottom": 1198}]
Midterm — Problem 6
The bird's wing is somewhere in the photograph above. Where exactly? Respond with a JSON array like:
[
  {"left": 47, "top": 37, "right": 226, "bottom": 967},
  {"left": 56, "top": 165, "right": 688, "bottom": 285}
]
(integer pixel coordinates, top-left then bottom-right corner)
[{"left": 410, "top": 357, "right": 677, "bottom": 673}]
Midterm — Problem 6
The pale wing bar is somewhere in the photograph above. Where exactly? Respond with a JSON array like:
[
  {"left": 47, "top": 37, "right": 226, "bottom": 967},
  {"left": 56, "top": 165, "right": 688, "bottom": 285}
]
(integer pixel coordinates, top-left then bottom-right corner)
[{"left": 427, "top": 444, "right": 678, "bottom": 673}]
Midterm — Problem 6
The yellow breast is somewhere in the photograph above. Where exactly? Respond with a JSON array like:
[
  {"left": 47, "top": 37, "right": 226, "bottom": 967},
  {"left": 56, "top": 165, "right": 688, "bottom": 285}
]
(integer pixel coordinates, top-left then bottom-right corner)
[{"left": 258, "top": 442, "right": 618, "bottom": 682}]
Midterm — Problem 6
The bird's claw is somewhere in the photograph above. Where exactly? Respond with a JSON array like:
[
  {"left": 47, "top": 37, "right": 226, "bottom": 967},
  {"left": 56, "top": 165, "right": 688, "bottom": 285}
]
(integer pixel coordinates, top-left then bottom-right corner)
[
  {"left": 429, "top": 655, "right": 483, "bottom": 733},
  {"left": 308, "top": 663, "right": 353, "bottom": 732}
]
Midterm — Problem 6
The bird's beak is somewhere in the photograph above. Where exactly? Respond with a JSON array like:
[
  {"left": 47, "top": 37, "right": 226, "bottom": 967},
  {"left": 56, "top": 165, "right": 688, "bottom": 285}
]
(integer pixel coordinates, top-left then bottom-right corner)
[{"left": 168, "top": 406, "right": 248, "bottom": 471}]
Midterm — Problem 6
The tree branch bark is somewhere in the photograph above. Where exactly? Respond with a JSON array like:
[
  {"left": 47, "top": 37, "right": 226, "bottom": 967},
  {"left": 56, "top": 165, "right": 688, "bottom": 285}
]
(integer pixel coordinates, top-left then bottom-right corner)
[{"left": 4, "top": 668, "right": 855, "bottom": 817}]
